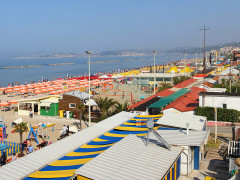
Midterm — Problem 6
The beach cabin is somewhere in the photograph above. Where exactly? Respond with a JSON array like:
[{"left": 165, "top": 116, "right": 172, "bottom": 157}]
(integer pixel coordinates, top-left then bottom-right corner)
[
  {"left": 17, "top": 95, "right": 60, "bottom": 117},
  {"left": 149, "top": 129, "right": 209, "bottom": 176},
  {"left": 155, "top": 112, "right": 207, "bottom": 175},
  {"left": 58, "top": 91, "right": 92, "bottom": 118},
  {"left": 40, "top": 97, "right": 59, "bottom": 116}
]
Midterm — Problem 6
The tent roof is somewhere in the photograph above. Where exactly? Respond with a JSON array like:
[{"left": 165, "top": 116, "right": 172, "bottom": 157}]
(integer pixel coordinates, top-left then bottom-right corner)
[
  {"left": 166, "top": 66, "right": 178, "bottom": 73},
  {"left": 148, "top": 88, "right": 189, "bottom": 109}
]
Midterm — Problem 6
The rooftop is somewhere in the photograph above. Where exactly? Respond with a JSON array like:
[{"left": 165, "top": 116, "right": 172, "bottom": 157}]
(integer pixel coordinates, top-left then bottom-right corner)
[
  {"left": 63, "top": 91, "right": 92, "bottom": 100},
  {"left": 149, "top": 129, "right": 209, "bottom": 146},
  {"left": 75, "top": 134, "right": 183, "bottom": 180},
  {"left": 0, "top": 112, "right": 137, "bottom": 180},
  {"left": 156, "top": 112, "right": 206, "bottom": 131}
]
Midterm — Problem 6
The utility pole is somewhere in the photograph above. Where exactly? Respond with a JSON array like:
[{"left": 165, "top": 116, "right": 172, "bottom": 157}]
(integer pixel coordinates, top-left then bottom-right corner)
[
  {"left": 200, "top": 25, "right": 210, "bottom": 70},
  {"left": 153, "top": 51, "right": 156, "bottom": 95},
  {"left": 200, "top": 25, "right": 209, "bottom": 107},
  {"left": 184, "top": 51, "right": 186, "bottom": 76},
  {"left": 214, "top": 107, "right": 218, "bottom": 144}
]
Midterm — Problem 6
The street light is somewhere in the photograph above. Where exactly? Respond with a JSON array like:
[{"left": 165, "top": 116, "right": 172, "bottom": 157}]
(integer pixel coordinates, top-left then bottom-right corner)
[
  {"left": 86, "top": 51, "right": 92, "bottom": 126},
  {"left": 153, "top": 51, "right": 156, "bottom": 95}
]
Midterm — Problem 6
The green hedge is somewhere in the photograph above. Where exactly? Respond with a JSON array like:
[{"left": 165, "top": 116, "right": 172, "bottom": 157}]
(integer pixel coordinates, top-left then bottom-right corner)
[{"left": 194, "top": 107, "right": 240, "bottom": 122}]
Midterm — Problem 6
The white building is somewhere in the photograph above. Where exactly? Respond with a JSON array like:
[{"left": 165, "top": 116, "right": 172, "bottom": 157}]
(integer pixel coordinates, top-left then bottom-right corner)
[{"left": 199, "top": 92, "right": 240, "bottom": 111}]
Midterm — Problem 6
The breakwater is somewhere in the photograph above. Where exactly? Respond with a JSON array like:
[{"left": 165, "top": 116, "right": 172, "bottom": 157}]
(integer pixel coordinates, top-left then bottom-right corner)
[
  {"left": 49, "top": 63, "right": 74, "bottom": 66},
  {"left": 2, "top": 65, "right": 41, "bottom": 69}
]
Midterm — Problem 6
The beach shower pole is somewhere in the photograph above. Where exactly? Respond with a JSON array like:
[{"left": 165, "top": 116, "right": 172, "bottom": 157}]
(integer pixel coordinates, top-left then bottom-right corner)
[
  {"left": 153, "top": 51, "right": 156, "bottom": 95},
  {"left": 86, "top": 51, "right": 92, "bottom": 126}
]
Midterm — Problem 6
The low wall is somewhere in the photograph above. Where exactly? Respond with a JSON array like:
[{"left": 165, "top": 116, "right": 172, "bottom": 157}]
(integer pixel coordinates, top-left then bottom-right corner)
[{"left": 207, "top": 121, "right": 240, "bottom": 126}]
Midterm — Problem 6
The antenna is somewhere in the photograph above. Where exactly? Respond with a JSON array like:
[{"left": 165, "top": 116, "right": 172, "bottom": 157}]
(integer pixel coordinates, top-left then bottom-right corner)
[{"left": 145, "top": 118, "right": 170, "bottom": 150}]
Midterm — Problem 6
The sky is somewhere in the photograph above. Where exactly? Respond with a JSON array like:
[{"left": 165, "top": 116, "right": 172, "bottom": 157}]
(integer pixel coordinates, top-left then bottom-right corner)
[{"left": 0, "top": 0, "right": 240, "bottom": 58}]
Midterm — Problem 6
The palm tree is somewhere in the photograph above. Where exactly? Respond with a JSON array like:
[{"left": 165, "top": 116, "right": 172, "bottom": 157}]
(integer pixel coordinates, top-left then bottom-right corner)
[
  {"left": 157, "top": 82, "right": 172, "bottom": 93},
  {"left": 113, "top": 101, "right": 130, "bottom": 114},
  {"left": 13, "top": 122, "right": 29, "bottom": 144},
  {"left": 75, "top": 103, "right": 85, "bottom": 129},
  {"left": 95, "top": 97, "right": 117, "bottom": 118}
]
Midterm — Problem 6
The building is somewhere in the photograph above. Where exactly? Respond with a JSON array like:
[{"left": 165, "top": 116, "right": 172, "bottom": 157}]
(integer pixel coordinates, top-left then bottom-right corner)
[
  {"left": 149, "top": 129, "right": 209, "bottom": 176},
  {"left": 162, "top": 88, "right": 201, "bottom": 115},
  {"left": 128, "top": 88, "right": 174, "bottom": 113},
  {"left": 40, "top": 97, "right": 59, "bottom": 116},
  {"left": 17, "top": 95, "right": 60, "bottom": 116},
  {"left": 156, "top": 112, "right": 207, "bottom": 131},
  {"left": 75, "top": 134, "right": 183, "bottom": 180},
  {"left": 148, "top": 88, "right": 189, "bottom": 114},
  {"left": 0, "top": 112, "right": 138, "bottom": 180},
  {"left": 58, "top": 91, "right": 92, "bottom": 118},
  {"left": 199, "top": 92, "right": 240, "bottom": 111}
]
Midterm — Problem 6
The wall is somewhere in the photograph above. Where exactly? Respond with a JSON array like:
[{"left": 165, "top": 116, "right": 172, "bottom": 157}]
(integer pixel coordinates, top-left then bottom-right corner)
[
  {"left": 40, "top": 103, "right": 59, "bottom": 116},
  {"left": 163, "top": 108, "right": 194, "bottom": 115},
  {"left": 199, "top": 95, "right": 240, "bottom": 111},
  {"left": 58, "top": 95, "right": 82, "bottom": 118}
]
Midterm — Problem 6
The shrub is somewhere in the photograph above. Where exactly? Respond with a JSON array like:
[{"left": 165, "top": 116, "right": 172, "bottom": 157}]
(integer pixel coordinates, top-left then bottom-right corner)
[{"left": 194, "top": 106, "right": 240, "bottom": 122}]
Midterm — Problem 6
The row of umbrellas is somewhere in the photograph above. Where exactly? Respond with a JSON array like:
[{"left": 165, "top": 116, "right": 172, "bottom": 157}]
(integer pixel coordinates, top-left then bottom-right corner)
[{"left": 0, "top": 79, "right": 113, "bottom": 96}]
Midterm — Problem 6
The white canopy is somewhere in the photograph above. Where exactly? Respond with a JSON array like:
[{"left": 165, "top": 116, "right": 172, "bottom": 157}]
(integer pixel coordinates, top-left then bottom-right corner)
[
  {"left": 12, "top": 118, "right": 23, "bottom": 125},
  {"left": 99, "top": 75, "right": 110, "bottom": 79},
  {"left": 84, "top": 99, "right": 98, "bottom": 106}
]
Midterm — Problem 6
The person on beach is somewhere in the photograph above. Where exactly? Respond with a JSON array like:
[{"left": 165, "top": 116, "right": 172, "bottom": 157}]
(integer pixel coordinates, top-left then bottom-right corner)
[
  {"left": 27, "top": 144, "right": 33, "bottom": 154},
  {"left": 12, "top": 153, "right": 17, "bottom": 161},
  {"left": 0, "top": 152, "right": 7, "bottom": 166},
  {"left": 18, "top": 149, "right": 25, "bottom": 158},
  {"left": 62, "top": 125, "right": 68, "bottom": 136},
  {"left": 29, "top": 111, "right": 33, "bottom": 118}
]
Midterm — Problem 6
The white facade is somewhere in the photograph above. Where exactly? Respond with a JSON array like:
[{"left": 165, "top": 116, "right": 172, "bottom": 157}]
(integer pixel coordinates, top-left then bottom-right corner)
[
  {"left": 162, "top": 108, "right": 194, "bottom": 115},
  {"left": 199, "top": 94, "right": 240, "bottom": 111}
]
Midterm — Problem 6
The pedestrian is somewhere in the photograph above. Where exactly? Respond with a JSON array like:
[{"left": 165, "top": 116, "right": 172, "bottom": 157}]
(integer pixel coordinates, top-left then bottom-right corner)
[
  {"left": 0, "top": 152, "right": 7, "bottom": 166},
  {"left": 27, "top": 144, "right": 33, "bottom": 154},
  {"left": 12, "top": 153, "right": 17, "bottom": 161},
  {"left": 62, "top": 125, "right": 68, "bottom": 136},
  {"left": 29, "top": 111, "right": 33, "bottom": 118}
]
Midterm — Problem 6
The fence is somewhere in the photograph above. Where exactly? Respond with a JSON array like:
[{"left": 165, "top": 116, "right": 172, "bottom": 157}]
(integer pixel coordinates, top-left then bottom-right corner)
[{"left": 0, "top": 140, "right": 21, "bottom": 157}]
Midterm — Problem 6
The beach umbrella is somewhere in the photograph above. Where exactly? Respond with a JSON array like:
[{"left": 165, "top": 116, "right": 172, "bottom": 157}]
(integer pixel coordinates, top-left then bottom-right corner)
[
  {"left": 6, "top": 89, "right": 13, "bottom": 94},
  {"left": 9, "top": 100, "right": 18, "bottom": 104},
  {"left": 50, "top": 91, "right": 59, "bottom": 95},
  {"left": 34, "top": 87, "right": 40, "bottom": 91},
  {"left": 27, "top": 89, "right": 34, "bottom": 93},
  {"left": 0, "top": 102, "right": 10, "bottom": 106},
  {"left": 84, "top": 99, "right": 98, "bottom": 106},
  {"left": 20, "top": 90, "right": 27, "bottom": 94},
  {"left": 34, "top": 90, "right": 42, "bottom": 94},
  {"left": 6, "top": 86, "right": 13, "bottom": 90},
  {"left": 0, "top": 88, "right": 6, "bottom": 91},
  {"left": 14, "top": 88, "right": 21, "bottom": 92},
  {"left": 41, "top": 89, "right": 49, "bottom": 93},
  {"left": 13, "top": 86, "right": 20, "bottom": 89},
  {"left": 21, "top": 86, "right": 27, "bottom": 90}
]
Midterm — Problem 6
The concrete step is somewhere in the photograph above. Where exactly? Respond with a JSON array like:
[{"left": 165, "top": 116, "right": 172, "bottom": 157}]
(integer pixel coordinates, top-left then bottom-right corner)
[{"left": 207, "top": 155, "right": 223, "bottom": 160}]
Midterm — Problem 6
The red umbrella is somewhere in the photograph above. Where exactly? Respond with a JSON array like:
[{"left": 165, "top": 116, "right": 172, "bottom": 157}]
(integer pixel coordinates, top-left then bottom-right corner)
[
  {"left": 20, "top": 90, "right": 27, "bottom": 94},
  {"left": 0, "top": 102, "right": 10, "bottom": 106},
  {"left": 34, "top": 90, "right": 42, "bottom": 94},
  {"left": 9, "top": 100, "right": 18, "bottom": 104},
  {"left": 27, "top": 89, "right": 34, "bottom": 93}
]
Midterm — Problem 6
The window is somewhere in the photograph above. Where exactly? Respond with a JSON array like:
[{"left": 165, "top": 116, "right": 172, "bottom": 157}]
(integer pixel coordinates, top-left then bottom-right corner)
[
  {"left": 69, "top": 103, "right": 76, "bottom": 108},
  {"left": 223, "top": 104, "right": 227, "bottom": 109}
]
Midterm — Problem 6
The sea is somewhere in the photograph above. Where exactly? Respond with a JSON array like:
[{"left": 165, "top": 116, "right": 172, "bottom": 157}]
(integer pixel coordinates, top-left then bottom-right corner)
[{"left": 0, "top": 54, "right": 193, "bottom": 86}]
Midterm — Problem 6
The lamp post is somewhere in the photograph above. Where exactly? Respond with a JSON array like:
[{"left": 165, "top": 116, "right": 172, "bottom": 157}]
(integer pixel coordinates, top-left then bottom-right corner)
[
  {"left": 153, "top": 51, "right": 156, "bottom": 95},
  {"left": 86, "top": 51, "right": 92, "bottom": 126}
]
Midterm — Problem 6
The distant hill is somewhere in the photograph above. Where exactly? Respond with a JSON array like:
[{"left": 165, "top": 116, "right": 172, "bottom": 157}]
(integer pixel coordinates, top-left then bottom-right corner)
[{"left": 14, "top": 42, "right": 240, "bottom": 59}]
